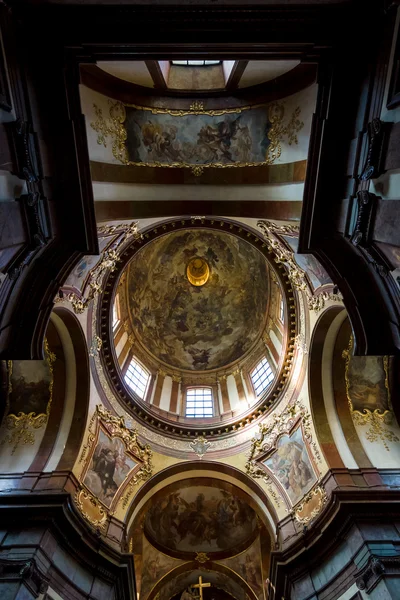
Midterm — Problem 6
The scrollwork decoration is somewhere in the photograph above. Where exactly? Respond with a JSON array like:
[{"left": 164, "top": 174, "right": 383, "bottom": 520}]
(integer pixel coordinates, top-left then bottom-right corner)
[
  {"left": 75, "top": 404, "right": 153, "bottom": 529},
  {"left": 90, "top": 100, "right": 304, "bottom": 175},
  {"left": 293, "top": 485, "right": 327, "bottom": 524},
  {"left": 64, "top": 221, "right": 142, "bottom": 314},
  {"left": 245, "top": 401, "right": 322, "bottom": 508},
  {"left": 257, "top": 220, "right": 342, "bottom": 312}
]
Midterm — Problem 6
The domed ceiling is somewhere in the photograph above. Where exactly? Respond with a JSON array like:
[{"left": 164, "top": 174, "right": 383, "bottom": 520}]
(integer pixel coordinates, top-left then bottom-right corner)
[
  {"left": 144, "top": 485, "right": 258, "bottom": 554},
  {"left": 125, "top": 229, "right": 269, "bottom": 371}
]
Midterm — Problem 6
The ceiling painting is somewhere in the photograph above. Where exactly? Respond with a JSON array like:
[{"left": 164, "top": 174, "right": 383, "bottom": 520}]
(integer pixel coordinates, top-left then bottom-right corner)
[
  {"left": 144, "top": 485, "right": 257, "bottom": 554},
  {"left": 218, "top": 537, "right": 264, "bottom": 600},
  {"left": 125, "top": 230, "right": 270, "bottom": 371},
  {"left": 140, "top": 537, "right": 184, "bottom": 600},
  {"left": 263, "top": 426, "right": 317, "bottom": 506},
  {"left": 91, "top": 100, "right": 304, "bottom": 174},
  {"left": 281, "top": 234, "right": 331, "bottom": 291},
  {"left": 83, "top": 429, "right": 137, "bottom": 508}
]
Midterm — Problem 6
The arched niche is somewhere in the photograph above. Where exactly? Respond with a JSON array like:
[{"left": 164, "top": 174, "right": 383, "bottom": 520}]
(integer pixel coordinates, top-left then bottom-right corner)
[
  {"left": 146, "top": 561, "right": 259, "bottom": 600},
  {"left": 42, "top": 306, "right": 90, "bottom": 471},
  {"left": 126, "top": 462, "right": 277, "bottom": 539},
  {"left": 126, "top": 465, "right": 272, "bottom": 600},
  {"left": 332, "top": 316, "right": 400, "bottom": 469}
]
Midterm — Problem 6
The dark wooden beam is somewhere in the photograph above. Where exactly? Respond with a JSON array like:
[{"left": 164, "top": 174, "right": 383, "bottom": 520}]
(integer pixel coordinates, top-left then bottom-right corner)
[
  {"left": 90, "top": 160, "right": 307, "bottom": 185},
  {"left": 226, "top": 60, "right": 248, "bottom": 91},
  {"left": 94, "top": 200, "right": 302, "bottom": 222},
  {"left": 145, "top": 60, "right": 167, "bottom": 89}
]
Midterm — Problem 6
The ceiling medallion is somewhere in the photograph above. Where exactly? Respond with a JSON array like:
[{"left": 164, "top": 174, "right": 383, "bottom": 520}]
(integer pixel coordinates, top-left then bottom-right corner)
[{"left": 186, "top": 257, "right": 210, "bottom": 287}]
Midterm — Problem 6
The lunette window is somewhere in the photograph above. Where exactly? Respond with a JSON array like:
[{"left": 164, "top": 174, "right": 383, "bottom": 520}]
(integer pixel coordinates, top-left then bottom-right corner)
[
  {"left": 185, "top": 387, "right": 214, "bottom": 418},
  {"left": 125, "top": 358, "right": 150, "bottom": 400},
  {"left": 251, "top": 357, "right": 274, "bottom": 397}
]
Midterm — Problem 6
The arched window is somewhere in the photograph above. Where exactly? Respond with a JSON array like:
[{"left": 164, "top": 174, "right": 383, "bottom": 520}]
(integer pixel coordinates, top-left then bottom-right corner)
[
  {"left": 125, "top": 358, "right": 150, "bottom": 400},
  {"left": 251, "top": 357, "right": 274, "bottom": 397},
  {"left": 185, "top": 387, "right": 213, "bottom": 418}
]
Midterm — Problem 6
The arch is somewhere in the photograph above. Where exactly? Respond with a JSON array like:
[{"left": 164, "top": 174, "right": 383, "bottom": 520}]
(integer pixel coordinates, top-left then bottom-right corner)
[
  {"left": 126, "top": 461, "right": 278, "bottom": 538},
  {"left": 308, "top": 306, "right": 355, "bottom": 469},
  {"left": 146, "top": 561, "right": 259, "bottom": 600},
  {"left": 42, "top": 306, "right": 90, "bottom": 471}
]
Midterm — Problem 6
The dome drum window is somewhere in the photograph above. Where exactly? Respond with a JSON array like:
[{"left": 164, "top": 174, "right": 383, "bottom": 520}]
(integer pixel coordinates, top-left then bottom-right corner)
[
  {"left": 125, "top": 358, "right": 150, "bottom": 400},
  {"left": 251, "top": 357, "right": 274, "bottom": 397},
  {"left": 185, "top": 387, "right": 214, "bottom": 418}
]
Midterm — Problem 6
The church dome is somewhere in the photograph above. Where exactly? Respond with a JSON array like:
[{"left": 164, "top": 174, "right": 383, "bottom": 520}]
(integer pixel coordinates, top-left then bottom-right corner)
[
  {"left": 124, "top": 229, "right": 270, "bottom": 372},
  {"left": 99, "top": 218, "right": 295, "bottom": 438}
]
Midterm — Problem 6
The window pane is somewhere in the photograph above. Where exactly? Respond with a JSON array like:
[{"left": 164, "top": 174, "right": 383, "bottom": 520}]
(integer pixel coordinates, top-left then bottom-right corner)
[
  {"left": 251, "top": 358, "right": 274, "bottom": 397},
  {"left": 125, "top": 358, "right": 150, "bottom": 400},
  {"left": 185, "top": 387, "right": 213, "bottom": 418}
]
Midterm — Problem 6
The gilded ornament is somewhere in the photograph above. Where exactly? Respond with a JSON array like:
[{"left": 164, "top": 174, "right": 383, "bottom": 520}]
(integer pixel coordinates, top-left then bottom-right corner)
[
  {"left": 75, "top": 404, "right": 153, "bottom": 527},
  {"left": 195, "top": 552, "right": 210, "bottom": 564},
  {"left": 89, "top": 100, "right": 304, "bottom": 172},
  {"left": 75, "top": 488, "right": 108, "bottom": 531},
  {"left": 190, "top": 100, "right": 204, "bottom": 112},
  {"left": 293, "top": 485, "right": 327, "bottom": 524},
  {"left": 257, "top": 220, "right": 342, "bottom": 313},
  {"left": 1, "top": 339, "right": 55, "bottom": 454},
  {"left": 64, "top": 221, "right": 141, "bottom": 314},
  {"left": 246, "top": 400, "right": 323, "bottom": 508},
  {"left": 89, "top": 335, "right": 103, "bottom": 358}
]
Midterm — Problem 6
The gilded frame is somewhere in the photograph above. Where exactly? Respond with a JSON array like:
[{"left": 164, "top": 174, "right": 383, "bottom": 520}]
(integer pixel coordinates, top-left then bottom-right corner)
[
  {"left": 1, "top": 339, "right": 56, "bottom": 454},
  {"left": 75, "top": 404, "right": 153, "bottom": 530},
  {"left": 246, "top": 401, "right": 323, "bottom": 514},
  {"left": 90, "top": 99, "right": 304, "bottom": 176}
]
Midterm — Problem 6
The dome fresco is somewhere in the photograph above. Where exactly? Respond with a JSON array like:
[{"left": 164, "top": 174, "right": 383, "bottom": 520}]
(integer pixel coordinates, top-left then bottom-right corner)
[{"left": 125, "top": 229, "right": 270, "bottom": 371}]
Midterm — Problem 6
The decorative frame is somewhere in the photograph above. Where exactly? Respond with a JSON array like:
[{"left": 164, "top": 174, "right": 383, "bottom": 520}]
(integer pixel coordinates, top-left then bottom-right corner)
[
  {"left": 90, "top": 99, "right": 304, "bottom": 176},
  {"left": 0, "top": 339, "right": 56, "bottom": 454},
  {"left": 342, "top": 336, "right": 399, "bottom": 450},
  {"left": 75, "top": 404, "right": 153, "bottom": 530},
  {"left": 257, "top": 220, "right": 342, "bottom": 312},
  {"left": 246, "top": 401, "right": 323, "bottom": 513}
]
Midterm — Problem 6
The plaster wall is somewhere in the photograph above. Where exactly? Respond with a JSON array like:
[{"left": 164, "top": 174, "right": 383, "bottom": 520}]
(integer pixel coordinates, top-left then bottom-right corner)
[{"left": 44, "top": 312, "right": 77, "bottom": 472}]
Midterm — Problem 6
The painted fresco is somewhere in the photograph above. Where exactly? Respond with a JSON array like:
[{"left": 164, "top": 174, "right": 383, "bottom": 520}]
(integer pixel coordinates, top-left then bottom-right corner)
[
  {"left": 145, "top": 486, "right": 257, "bottom": 553},
  {"left": 346, "top": 350, "right": 390, "bottom": 414},
  {"left": 140, "top": 537, "right": 183, "bottom": 600},
  {"left": 126, "top": 230, "right": 269, "bottom": 371},
  {"left": 263, "top": 426, "right": 317, "bottom": 505},
  {"left": 219, "top": 538, "right": 264, "bottom": 600},
  {"left": 83, "top": 429, "right": 137, "bottom": 508},
  {"left": 63, "top": 237, "right": 110, "bottom": 292},
  {"left": 7, "top": 360, "right": 52, "bottom": 416},
  {"left": 282, "top": 235, "right": 331, "bottom": 290},
  {"left": 125, "top": 106, "right": 271, "bottom": 165}
]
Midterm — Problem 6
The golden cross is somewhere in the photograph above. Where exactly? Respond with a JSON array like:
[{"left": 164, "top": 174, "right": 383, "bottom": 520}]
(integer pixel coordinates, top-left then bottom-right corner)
[{"left": 192, "top": 576, "right": 211, "bottom": 600}]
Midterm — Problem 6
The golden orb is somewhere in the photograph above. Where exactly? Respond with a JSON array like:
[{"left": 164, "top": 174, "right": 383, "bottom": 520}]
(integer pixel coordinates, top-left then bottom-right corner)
[{"left": 186, "top": 257, "right": 210, "bottom": 287}]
